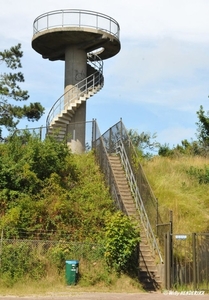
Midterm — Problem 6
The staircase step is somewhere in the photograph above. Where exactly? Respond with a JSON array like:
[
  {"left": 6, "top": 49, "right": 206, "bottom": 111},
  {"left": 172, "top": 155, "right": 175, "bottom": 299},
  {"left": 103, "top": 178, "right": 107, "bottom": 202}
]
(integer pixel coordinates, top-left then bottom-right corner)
[
  {"left": 54, "top": 118, "right": 71, "bottom": 125},
  {"left": 62, "top": 109, "right": 75, "bottom": 117},
  {"left": 140, "top": 264, "right": 158, "bottom": 271},
  {"left": 48, "top": 125, "right": 66, "bottom": 131},
  {"left": 80, "top": 96, "right": 88, "bottom": 101}
]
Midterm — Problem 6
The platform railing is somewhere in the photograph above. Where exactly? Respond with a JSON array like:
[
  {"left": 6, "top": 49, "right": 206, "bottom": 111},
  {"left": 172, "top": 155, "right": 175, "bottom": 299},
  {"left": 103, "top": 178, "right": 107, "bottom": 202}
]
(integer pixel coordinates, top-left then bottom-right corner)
[{"left": 33, "top": 9, "right": 120, "bottom": 40}]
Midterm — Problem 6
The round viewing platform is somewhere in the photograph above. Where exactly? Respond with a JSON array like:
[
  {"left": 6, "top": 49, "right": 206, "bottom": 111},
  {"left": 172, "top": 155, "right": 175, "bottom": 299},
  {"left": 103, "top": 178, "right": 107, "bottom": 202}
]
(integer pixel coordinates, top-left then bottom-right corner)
[{"left": 32, "top": 9, "right": 121, "bottom": 61}]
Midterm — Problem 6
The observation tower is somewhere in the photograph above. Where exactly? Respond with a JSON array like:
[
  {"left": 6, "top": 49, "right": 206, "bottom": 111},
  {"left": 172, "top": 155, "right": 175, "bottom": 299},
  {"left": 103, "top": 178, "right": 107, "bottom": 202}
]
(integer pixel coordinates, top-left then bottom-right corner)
[{"left": 32, "top": 9, "right": 121, "bottom": 152}]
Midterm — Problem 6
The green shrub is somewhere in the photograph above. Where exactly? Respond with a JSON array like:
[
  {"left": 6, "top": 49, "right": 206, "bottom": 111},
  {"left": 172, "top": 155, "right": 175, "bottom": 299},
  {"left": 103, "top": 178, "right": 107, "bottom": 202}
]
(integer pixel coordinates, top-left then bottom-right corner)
[
  {"left": 104, "top": 211, "right": 140, "bottom": 274},
  {"left": 187, "top": 165, "right": 209, "bottom": 184}
]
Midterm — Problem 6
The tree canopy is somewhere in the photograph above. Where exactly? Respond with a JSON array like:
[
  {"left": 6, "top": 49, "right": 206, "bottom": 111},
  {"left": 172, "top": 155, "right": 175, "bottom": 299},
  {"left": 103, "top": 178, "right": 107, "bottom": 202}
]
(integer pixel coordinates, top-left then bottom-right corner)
[
  {"left": 0, "top": 130, "right": 114, "bottom": 240},
  {"left": 196, "top": 105, "right": 209, "bottom": 147},
  {"left": 0, "top": 43, "right": 44, "bottom": 139},
  {"left": 128, "top": 129, "right": 160, "bottom": 159},
  {"left": 158, "top": 105, "right": 209, "bottom": 157}
]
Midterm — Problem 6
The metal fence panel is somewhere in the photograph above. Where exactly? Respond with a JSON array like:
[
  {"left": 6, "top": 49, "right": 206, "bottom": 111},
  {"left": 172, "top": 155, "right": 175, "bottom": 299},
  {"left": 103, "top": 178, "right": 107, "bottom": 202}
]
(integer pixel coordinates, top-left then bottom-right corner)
[{"left": 166, "top": 233, "right": 209, "bottom": 291}]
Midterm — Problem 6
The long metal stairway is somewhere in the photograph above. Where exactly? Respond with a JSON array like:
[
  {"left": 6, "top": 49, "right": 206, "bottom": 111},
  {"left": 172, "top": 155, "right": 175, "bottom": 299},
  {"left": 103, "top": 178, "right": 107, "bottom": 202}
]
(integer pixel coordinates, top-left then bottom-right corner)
[
  {"left": 108, "top": 155, "right": 162, "bottom": 290},
  {"left": 93, "top": 120, "right": 167, "bottom": 291},
  {"left": 46, "top": 53, "right": 104, "bottom": 140}
]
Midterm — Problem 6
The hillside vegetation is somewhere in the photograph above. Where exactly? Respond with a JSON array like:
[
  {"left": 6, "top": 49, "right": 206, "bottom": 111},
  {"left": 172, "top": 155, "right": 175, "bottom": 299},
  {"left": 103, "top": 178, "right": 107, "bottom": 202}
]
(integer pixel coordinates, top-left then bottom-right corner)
[
  {"left": 143, "top": 155, "right": 209, "bottom": 233},
  {"left": 0, "top": 132, "right": 140, "bottom": 291},
  {"left": 0, "top": 133, "right": 114, "bottom": 240},
  {"left": 129, "top": 104, "right": 209, "bottom": 234}
]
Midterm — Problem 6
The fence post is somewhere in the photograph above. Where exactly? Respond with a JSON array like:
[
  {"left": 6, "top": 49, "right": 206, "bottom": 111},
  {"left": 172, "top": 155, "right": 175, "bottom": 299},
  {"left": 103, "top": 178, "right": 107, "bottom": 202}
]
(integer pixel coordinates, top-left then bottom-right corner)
[
  {"left": 0, "top": 229, "right": 3, "bottom": 268},
  {"left": 164, "top": 232, "right": 171, "bottom": 290},
  {"left": 169, "top": 211, "right": 174, "bottom": 287},
  {"left": 167, "top": 231, "right": 171, "bottom": 290},
  {"left": 192, "top": 233, "right": 197, "bottom": 291},
  {"left": 92, "top": 119, "right": 95, "bottom": 149},
  {"left": 164, "top": 233, "right": 167, "bottom": 289},
  {"left": 156, "top": 198, "right": 159, "bottom": 236},
  {"left": 39, "top": 126, "right": 42, "bottom": 140},
  {"left": 109, "top": 127, "right": 112, "bottom": 154}
]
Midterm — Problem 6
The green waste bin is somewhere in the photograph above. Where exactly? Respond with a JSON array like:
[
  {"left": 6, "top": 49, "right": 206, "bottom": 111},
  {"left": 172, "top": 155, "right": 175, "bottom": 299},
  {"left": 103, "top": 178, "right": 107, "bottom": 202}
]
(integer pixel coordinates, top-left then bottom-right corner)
[{"left": 65, "top": 260, "right": 79, "bottom": 285}]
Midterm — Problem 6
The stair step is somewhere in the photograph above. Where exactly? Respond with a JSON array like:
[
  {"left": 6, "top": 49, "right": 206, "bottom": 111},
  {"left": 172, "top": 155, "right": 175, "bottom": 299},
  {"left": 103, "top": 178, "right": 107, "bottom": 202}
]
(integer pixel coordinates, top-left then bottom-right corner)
[
  {"left": 80, "top": 96, "right": 88, "bottom": 101},
  {"left": 62, "top": 109, "right": 75, "bottom": 116},
  {"left": 140, "top": 265, "right": 158, "bottom": 272},
  {"left": 140, "top": 244, "right": 152, "bottom": 249},
  {"left": 55, "top": 119, "right": 70, "bottom": 125}
]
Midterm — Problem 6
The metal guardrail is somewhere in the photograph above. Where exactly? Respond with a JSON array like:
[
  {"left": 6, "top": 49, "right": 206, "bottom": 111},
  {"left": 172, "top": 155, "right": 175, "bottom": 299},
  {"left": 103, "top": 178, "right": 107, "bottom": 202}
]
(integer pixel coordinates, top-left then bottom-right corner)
[
  {"left": 33, "top": 9, "right": 120, "bottom": 40},
  {"left": 92, "top": 120, "right": 127, "bottom": 214},
  {"left": 46, "top": 53, "right": 103, "bottom": 128},
  {"left": 116, "top": 139, "right": 163, "bottom": 263},
  {"left": 93, "top": 120, "right": 165, "bottom": 264},
  {"left": 165, "top": 232, "right": 209, "bottom": 291},
  {"left": 11, "top": 121, "right": 95, "bottom": 150}
]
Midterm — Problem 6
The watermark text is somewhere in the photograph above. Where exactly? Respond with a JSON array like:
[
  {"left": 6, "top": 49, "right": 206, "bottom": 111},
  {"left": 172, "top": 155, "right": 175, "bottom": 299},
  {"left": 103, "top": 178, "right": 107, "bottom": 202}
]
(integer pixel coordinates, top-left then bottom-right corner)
[{"left": 163, "top": 290, "right": 205, "bottom": 296}]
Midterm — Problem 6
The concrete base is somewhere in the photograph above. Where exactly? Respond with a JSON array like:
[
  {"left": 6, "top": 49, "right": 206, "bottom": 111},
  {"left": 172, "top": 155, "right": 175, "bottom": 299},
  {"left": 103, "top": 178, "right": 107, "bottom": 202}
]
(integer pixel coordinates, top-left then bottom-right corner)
[
  {"left": 157, "top": 263, "right": 165, "bottom": 289},
  {"left": 67, "top": 139, "right": 84, "bottom": 154}
]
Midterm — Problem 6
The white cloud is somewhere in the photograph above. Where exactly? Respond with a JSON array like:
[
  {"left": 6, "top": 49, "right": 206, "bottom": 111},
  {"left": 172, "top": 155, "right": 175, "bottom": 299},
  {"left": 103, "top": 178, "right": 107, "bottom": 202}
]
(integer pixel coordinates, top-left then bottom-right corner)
[
  {"left": 1, "top": 0, "right": 209, "bottom": 145},
  {"left": 2, "top": 0, "right": 209, "bottom": 43}
]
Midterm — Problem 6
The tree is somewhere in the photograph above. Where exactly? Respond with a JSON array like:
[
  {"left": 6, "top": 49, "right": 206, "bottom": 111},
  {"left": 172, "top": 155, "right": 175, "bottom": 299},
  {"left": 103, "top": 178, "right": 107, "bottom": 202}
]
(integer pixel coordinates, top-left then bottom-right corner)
[
  {"left": 196, "top": 105, "right": 209, "bottom": 148},
  {"left": 0, "top": 43, "right": 44, "bottom": 139},
  {"left": 128, "top": 129, "right": 160, "bottom": 158},
  {"left": 158, "top": 139, "right": 201, "bottom": 157}
]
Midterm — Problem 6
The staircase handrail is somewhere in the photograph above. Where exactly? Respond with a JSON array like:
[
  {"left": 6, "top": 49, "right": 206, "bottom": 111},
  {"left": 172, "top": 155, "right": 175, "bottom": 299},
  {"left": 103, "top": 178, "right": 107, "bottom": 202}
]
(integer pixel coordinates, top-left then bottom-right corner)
[
  {"left": 116, "top": 139, "right": 163, "bottom": 263},
  {"left": 92, "top": 120, "right": 128, "bottom": 215},
  {"left": 95, "top": 120, "right": 164, "bottom": 264},
  {"left": 46, "top": 53, "right": 103, "bottom": 128}
]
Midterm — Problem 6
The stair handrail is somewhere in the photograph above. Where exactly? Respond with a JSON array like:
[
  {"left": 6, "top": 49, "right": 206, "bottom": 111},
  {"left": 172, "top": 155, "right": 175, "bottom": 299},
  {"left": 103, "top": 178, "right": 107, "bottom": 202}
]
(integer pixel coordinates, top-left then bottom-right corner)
[
  {"left": 116, "top": 139, "right": 163, "bottom": 263},
  {"left": 92, "top": 120, "right": 128, "bottom": 215},
  {"left": 46, "top": 53, "right": 103, "bottom": 129},
  {"left": 95, "top": 120, "right": 164, "bottom": 264}
]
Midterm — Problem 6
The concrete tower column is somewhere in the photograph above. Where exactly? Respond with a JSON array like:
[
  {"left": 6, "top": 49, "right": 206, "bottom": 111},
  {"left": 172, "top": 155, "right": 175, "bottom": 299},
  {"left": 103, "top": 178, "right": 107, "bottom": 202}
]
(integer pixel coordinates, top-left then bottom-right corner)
[
  {"left": 64, "top": 46, "right": 87, "bottom": 153},
  {"left": 64, "top": 46, "right": 87, "bottom": 91}
]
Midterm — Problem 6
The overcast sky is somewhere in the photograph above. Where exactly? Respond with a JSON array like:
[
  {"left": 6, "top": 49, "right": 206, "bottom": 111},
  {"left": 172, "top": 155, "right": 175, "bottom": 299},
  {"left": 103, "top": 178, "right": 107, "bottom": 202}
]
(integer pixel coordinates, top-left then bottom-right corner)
[{"left": 1, "top": 0, "right": 209, "bottom": 147}]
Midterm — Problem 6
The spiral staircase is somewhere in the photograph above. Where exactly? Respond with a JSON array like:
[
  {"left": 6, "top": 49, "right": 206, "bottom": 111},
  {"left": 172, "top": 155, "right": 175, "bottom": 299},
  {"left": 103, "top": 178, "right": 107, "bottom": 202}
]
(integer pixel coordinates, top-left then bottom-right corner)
[
  {"left": 45, "top": 53, "right": 103, "bottom": 141},
  {"left": 32, "top": 9, "right": 120, "bottom": 150}
]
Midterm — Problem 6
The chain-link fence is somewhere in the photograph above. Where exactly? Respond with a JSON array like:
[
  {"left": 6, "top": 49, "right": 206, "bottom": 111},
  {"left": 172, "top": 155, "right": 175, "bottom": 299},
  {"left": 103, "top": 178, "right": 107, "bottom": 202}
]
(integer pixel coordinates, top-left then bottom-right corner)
[{"left": 0, "top": 238, "right": 104, "bottom": 283}]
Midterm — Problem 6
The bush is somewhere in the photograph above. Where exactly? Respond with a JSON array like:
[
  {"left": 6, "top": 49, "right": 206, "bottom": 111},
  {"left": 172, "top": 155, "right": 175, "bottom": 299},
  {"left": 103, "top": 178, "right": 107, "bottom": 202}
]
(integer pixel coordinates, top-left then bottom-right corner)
[
  {"left": 187, "top": 165, "right": 209, "bottom": 184},
  {"left": 104, "top": 211, "right": 140, "bottom": 274}
]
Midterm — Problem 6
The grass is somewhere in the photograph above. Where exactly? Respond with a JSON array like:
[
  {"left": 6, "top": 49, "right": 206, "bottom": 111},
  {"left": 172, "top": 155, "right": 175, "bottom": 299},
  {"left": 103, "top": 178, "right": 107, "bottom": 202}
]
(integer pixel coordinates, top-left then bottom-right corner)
[
  {"left": 0, "top": 256, "right": 143, "bottom": 296},
  {"left": 0, "top": 273, "right": 144, "bottom": 296},
  {"left": 143, "top": 155, "right": 209, "bottom": 233}
]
